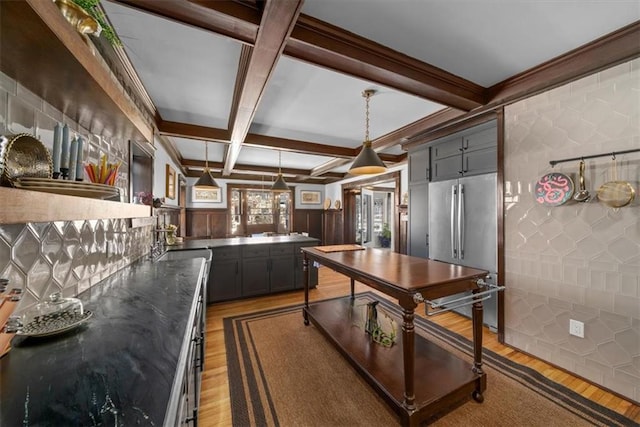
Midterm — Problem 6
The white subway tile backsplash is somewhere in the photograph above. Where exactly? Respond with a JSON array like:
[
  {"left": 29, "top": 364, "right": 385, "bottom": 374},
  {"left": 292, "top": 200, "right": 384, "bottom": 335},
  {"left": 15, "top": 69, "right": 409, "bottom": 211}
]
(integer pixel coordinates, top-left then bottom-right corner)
[
  {"left": 0, "top": 72, "right": 16, "bottom": 95},
  {"left": 504, "top": 59, "right": 639, "bottom": 401},
  {"left": 584, "top": 288, "right": 614, "bottom": 312},
  {"left": 0, "top": 90, "right": 7, "bottom": 136},
  {"left": 7, "top": 95, "right": 35, "bottom": 135},
  {"left": 16, "top": 83, "right": 43, "bottom": 111},
  {"left": 613, "top": 294, "right": 640, "bottom": 319},
  {"left": 620, "top": 274, "right": 639, "bottom": 297},
  {"left": 575, "top": 362, "right": 606, "bottom": 386},
  {"left": 0, "top": 72, "right": 151, "bottom": 315}
]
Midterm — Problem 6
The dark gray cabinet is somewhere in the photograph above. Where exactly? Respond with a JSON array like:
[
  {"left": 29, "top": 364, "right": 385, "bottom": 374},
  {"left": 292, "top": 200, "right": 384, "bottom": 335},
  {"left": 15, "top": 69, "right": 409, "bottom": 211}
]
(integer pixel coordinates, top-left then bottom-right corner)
[
  {"left": 409, "top": 147, "right": 431, "bottom": 258},
  {"left": 177, "top": 265, "right": 206, "bottom": 426},
  {"left": 241, "top": 245, "right": 271, "bottom": 297},
  {"left": 207, "top": 238, "right": 319, "bottom": 302},
  {"left": 208, "top": 247, "right": 241, "bottom": 302},
  {"left": 431, "top": 122, "right": 497, "bottom": 181},
  {"left": 268, "top": 244, "right": 295, "bottom": 292},
  {"left": 408, "top": 183, "right": 429, "bottom": 258},
  {"left": 409, "top": 147, "right": 430, "bottom": 183},
  {"left": 241, "top": 243, "right": 300, "bottom": 296}
]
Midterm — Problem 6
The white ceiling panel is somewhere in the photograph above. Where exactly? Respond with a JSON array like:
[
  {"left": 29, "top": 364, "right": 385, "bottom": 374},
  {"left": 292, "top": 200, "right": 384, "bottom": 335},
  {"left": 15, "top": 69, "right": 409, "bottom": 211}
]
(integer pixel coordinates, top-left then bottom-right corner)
[
  {"left": 100, "top": 1, "right": 637, "bottom": 183},
  {"left": 172, "top": 137, "right": 226, "bottom": 163},
  {"left": 302, "top": 0, "right": 640, "bottom": 87},
  {"left": 237, "top": 146, "right": 335, "bottom": 170},
  {"left": 251, "top": 56, "right": 445, "bottom": 147},
  {"left": 103, "top": 1, "right": 242, "bottom": 128}
]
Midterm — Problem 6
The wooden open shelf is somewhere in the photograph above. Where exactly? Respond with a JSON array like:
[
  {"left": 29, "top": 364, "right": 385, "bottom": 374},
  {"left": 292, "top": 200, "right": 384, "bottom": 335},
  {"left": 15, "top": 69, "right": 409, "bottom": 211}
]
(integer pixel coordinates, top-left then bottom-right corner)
[
  {"left": 0, "top": 0, "right": 153, "bottom": 142},
  {"left": 0, "top": 187, "right": 150, "bottom": 224}
]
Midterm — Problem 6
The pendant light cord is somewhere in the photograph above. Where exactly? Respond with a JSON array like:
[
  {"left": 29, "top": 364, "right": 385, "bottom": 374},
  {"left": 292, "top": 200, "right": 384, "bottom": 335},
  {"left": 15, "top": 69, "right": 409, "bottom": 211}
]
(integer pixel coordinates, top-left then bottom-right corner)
[
  {"left": 205, "top": 141, "right": 209, "bottom": 170},
  {"left": 364, "top": 91, "right": 370, "bottom": 142}
]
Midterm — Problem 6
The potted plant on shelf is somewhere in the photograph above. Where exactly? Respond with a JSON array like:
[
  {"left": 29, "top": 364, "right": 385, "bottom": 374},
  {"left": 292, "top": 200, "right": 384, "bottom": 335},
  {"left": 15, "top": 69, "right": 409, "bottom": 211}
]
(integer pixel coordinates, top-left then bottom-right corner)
[
  {"left": 378, "top": 223, "right": 391, "bottom": 248},
  {"left": 53, "top": 0, "right": 122, "bottom": 47}
]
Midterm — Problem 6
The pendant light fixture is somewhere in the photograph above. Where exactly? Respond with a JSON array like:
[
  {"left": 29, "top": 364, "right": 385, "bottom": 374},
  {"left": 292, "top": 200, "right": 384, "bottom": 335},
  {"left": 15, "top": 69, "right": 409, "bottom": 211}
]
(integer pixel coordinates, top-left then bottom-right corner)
[
  {"left": 194, "top": 141, "right": 220, "bottom": 189},
  {"left": 271, "top": 150, "right": 290, "bottom": 192},
  {"left": 349, "top": 89, "right": 387, "bottom": 175}
]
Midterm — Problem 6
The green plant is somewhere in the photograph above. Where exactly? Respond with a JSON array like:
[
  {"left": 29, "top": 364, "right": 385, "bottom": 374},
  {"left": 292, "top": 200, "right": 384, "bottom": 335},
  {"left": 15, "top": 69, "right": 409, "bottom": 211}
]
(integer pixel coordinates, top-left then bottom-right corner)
[
  {"left": 381, "top": 223, "right": 391, "bottom": 239},
  {"left": 71, "top": 0, "right": 122, "bottom": 47}
]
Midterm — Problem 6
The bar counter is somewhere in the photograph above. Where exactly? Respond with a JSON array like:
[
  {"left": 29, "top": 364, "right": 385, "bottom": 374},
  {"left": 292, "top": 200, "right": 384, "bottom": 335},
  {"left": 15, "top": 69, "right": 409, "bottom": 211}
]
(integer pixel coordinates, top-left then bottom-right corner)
[{"left": 0, "top": 257, "right": 206, "bottom": 426}]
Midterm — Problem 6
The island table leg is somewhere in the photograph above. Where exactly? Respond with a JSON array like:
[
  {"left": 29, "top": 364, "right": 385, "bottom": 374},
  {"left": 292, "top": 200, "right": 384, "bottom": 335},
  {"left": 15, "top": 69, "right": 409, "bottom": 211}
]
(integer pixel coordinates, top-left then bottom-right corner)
[
  {"left": 401, "top": 306, "right": 416, "bottom": 413},
  {"left": 471, "top": 288, "right": 485, "bottom": 402},
  {"left": 303, "top": 255, "right": 309, "bottom": 325}
]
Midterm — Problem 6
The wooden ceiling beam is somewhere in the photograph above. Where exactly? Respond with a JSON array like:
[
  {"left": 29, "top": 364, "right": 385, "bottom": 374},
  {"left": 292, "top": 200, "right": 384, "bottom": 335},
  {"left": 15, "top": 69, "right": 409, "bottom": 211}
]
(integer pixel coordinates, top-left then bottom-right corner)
[
  {"left": 223, "top": 0, "right": 304, "bottom": 175},
  {"left": 243, "top": 133, "right": 354, "bottom": 158},
  {"left": 486, "top": 21, "right": 640, "bottom": 106},
  {"left": 285, "top": 15, "right": 486, "bottom": 111},
  {"left": 109, "top": 0, "right": 259, "bottom": 45},
  {"left": 403, "top": 23, "right": 640, "bottom": 149},
  {"left": 183, "top": 158, "right": 344, "bottom": 178},
  {"left": 158, "top": 120, "right": 230, "bottom": 141},
  {"left": 184, "top": 169, "right": 336, "bottom": 184}
]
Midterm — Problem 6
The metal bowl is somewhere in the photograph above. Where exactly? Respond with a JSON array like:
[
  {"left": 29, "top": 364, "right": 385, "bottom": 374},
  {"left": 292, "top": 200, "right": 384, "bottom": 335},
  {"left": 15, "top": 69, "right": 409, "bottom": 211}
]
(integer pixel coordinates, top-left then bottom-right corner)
[{"left": 0, "top": 134, "right": 53, "bottom": 187}]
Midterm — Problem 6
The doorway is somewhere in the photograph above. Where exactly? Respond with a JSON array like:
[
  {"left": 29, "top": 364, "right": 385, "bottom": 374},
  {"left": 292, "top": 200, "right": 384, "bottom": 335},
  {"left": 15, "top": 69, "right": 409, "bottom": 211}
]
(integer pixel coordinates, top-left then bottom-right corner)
[{"left": 343, "top": 171, "right": 401, "bottom": 252}]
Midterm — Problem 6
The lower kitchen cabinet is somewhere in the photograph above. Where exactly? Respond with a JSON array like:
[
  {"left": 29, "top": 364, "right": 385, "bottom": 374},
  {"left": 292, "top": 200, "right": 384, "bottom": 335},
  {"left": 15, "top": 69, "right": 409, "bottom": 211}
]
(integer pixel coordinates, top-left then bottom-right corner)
[
  {"left": 242, "top": 244, "right": 296, "bottom": 295},
  {"left": 208, "top": 247, "right": 242, "bottom": 302},
  {"left": 241, "top": 245, "right": 271, "bottom": 297},
  {"left": 176, "top": 264, "right": 206, "bottom": 426},
  {"left": 206, "top": 239, "right": 319, "bottom": 302}
]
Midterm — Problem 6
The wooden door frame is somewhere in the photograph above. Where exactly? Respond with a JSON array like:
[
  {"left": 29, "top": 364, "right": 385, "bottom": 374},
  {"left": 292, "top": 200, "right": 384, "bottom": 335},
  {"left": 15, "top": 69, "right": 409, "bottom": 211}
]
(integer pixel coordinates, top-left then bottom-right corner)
[{"left": 342, "top": 171, "right": 402, "bottom": 251}]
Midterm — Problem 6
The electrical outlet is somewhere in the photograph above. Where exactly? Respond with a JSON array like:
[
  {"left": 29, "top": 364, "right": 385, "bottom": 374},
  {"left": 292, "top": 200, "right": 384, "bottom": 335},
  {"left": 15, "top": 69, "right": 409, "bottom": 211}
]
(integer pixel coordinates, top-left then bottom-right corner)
[{"left": 569, "top": 319, "right": 584, "bottom": 338}]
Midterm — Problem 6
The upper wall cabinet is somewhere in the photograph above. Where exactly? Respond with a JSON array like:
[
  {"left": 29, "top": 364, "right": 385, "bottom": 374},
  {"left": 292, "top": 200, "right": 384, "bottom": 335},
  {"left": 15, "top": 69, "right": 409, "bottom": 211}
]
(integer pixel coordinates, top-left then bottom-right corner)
[
  {"left": 0, "top": 0, "right": 153, "bottom": 142},
  {"left": 408, "top": 147, "right": 430, "bottom": 184},
  {"left": 431, "top": 122, "right": 497, "bottom": 181}
]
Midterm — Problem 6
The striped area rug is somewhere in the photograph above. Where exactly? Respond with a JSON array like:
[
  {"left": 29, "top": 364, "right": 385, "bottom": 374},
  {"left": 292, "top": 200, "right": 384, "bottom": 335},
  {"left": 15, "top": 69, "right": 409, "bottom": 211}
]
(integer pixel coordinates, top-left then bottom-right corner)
[{"left": 224, "top": 293, "right": 637, "bottom": 427}]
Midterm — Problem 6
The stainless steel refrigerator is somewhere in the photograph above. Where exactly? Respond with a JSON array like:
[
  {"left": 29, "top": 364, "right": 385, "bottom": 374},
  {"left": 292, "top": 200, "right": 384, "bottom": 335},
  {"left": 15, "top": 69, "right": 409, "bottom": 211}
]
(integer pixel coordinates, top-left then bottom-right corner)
[{"left": 428, "top": 173, "right": 497, "bottom": 331}]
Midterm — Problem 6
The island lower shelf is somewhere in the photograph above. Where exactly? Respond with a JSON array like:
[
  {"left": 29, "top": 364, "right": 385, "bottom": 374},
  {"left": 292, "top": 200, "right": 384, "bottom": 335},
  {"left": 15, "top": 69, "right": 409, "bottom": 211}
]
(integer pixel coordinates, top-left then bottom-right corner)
[{"left": 304, "top": 296, "right": 485, "bottom": 424}]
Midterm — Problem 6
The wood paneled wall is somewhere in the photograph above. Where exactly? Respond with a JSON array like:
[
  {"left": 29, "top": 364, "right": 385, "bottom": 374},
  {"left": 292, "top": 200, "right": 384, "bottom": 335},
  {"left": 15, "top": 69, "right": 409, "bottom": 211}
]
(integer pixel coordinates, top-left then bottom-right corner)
[
  {"left": 186, "top": 208, "right": 229, "bottom": 238},
  {"left": 186, "top": 208, "right": 325, "bottom": 240},
  {"left": 322, "top": 210, "right": 343, "bottom": 246},
  {"left": 293, "top": 209, "right": 323, "bottom": 241}
]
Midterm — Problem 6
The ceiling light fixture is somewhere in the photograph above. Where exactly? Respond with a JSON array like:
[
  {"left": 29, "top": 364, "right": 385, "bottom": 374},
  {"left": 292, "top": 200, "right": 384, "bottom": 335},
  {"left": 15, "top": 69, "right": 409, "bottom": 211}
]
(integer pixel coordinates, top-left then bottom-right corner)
[
  {"left": 271, "top": 150, "right": 290, "bottom": 192},
  {"left": 194, "top": 141, "right": 220, "bottom": 189},
  {"left": 349, "top": 89, "right": 387, "bottom": 175}
]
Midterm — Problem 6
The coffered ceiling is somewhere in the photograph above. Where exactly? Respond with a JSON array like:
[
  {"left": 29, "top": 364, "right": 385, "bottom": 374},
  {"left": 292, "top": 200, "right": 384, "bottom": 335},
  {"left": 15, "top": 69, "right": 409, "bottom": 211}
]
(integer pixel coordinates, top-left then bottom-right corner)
[{"left": 101, "top": 0, "right": 640, "bottom": 184}]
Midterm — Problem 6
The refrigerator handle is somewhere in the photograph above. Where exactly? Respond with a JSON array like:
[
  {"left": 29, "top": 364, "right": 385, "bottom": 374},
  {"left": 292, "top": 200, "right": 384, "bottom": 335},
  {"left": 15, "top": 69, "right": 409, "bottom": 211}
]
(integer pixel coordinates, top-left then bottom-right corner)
[
  {"left": 451, "top": 185, "right": 457, "bottom": 258},
  {"left": 458, "top": 184, "right": 465, "bottom": 259}
]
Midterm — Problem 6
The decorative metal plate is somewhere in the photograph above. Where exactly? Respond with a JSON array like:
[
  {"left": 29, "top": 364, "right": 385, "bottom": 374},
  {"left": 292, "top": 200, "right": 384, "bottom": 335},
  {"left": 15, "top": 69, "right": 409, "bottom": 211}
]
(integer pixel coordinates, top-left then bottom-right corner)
[
  {"left": 18, "top": 310, "right": 92, "bottom": 337},
  {"left": 0, "top": 134, "right": 52, "bottom": 186},
  {"left": 534, "top": 172, "right": 574, "bottom": 206}
]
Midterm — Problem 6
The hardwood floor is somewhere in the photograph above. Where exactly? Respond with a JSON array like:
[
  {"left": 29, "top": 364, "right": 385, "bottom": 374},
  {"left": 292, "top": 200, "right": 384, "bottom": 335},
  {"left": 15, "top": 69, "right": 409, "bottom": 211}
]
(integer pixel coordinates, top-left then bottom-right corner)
[{"left": 199, "top": 267, "right": 640, "bottom": 426}]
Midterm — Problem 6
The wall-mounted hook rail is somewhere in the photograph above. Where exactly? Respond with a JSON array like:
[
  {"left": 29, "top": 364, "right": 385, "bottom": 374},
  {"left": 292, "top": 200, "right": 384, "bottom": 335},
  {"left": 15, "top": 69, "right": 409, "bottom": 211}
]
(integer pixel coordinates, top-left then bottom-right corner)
[{"left": 549, "top": 148, "right": 640, "bottom": 167}]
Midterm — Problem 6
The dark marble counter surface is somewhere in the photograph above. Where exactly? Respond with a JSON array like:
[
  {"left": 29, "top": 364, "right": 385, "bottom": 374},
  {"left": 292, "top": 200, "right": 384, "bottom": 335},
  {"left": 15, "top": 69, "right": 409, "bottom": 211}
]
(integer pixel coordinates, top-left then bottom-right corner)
[
  {"left": 168, "top": 235, "right": 320, "bottom": 251},
  {"left": 0, "top": 257, "right": 206, "bottom": 427}
]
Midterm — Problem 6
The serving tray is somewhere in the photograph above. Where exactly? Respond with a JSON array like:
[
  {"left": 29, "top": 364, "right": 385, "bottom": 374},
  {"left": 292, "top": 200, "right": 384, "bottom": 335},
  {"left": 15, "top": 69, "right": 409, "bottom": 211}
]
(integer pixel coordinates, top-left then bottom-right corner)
[{"left": 18, "top": 310, "right": 92, "bottom": 337}]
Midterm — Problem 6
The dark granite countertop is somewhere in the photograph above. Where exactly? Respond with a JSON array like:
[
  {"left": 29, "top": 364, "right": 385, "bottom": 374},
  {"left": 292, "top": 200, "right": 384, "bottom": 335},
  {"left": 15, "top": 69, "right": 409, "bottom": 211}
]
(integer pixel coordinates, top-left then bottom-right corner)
[
  {"left": 0, "top": 257, "right": 206, "bottom": 427},
  {"left": 167, "top": 235, "right": 320, "bottom": 251}
]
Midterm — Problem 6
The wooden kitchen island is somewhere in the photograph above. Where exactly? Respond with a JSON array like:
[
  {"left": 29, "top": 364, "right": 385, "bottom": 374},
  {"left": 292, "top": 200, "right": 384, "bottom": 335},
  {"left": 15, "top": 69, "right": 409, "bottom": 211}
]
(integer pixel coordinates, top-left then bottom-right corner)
[{"left": 302, "top": 246, "right": 489, "bottom": 426}]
